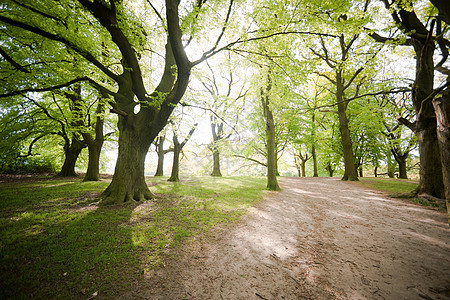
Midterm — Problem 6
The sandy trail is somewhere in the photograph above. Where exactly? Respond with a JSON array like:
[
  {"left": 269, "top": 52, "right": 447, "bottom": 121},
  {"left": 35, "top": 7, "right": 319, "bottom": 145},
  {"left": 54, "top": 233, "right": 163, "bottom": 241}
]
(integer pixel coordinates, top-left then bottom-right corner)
[{"left": 131, "top": 177, "right": 450, "bottom": 299}]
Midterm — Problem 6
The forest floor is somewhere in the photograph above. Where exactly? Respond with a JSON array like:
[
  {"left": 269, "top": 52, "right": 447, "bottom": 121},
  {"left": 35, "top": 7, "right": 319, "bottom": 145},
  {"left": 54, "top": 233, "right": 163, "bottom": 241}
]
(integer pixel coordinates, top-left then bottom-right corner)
[{"left": 123, "top": 177, "right": 450, "bottom": 300}]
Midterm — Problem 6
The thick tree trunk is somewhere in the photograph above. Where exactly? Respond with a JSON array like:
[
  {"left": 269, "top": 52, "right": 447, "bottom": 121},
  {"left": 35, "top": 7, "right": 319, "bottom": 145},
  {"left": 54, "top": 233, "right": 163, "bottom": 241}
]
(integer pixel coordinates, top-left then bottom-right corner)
[
  {"left": 412, "top": 40, "right": 444, "bottom": 198},
  {"left": 336, "top": 73, "right": 358, "bottom": 181},
  {"left": 358, "top": 166, "right": 363, "bottom": 178},
  {"left": 168, "top": 144, "right": 180, "bottom": 182},
  {"left": 83, "top": 140, "right": 102, "bottom": 181},
  {"left": 397, "top": 155, "right": 408, "bottom": 179},
  {"left": 100, "top": 119, "right": 154, "bottom": 205},
  {"left": 312, "top": 145, "right": 318, "bottom": 177},
  {"left": 57, "top": 138, "right": 84, "bottom": 177},
  {"left": 433, "top": 94, "right": 450, "bottom": 223}
]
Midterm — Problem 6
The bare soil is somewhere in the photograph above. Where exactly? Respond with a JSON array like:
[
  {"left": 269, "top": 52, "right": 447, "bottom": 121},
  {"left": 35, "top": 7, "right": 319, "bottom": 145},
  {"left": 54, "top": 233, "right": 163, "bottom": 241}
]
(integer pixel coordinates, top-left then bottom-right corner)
[{"left": 123, "top": 177, "right": 450, "bottom": 299}]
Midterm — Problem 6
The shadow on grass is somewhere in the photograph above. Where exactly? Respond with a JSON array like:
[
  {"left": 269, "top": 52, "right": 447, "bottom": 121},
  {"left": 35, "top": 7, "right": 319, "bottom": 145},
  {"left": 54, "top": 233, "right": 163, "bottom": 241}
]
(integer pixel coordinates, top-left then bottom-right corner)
[
  {"left": 0, "top": 176, "right": 267, "bottom": 298},
  {"left": 0, "top": 179, "right": 142, "bottom": 299}
]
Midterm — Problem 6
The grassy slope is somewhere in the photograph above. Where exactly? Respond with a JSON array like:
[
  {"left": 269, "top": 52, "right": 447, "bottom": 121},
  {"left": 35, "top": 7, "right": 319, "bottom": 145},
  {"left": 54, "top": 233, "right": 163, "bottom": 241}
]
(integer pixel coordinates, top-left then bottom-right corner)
[
  {"left": 356, "top": 177, "right": 419, "bottom": 194},
  {"left": 0, "top": 176, "right": 265, "bottom": 299}
]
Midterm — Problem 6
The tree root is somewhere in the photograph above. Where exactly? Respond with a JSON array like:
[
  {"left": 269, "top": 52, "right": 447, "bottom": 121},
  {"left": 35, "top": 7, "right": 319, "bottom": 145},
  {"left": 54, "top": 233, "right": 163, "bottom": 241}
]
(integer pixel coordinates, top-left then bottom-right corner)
[{"left": 98, "top": 186, "right": 155, "bottom": 206}]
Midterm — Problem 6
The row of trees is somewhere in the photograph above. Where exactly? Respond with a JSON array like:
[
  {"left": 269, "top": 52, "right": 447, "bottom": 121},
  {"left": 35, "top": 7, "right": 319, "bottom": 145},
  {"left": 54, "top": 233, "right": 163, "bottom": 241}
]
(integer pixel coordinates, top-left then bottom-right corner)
[{"left": 0, "top": 0, "right": 449, "bottom": 219}]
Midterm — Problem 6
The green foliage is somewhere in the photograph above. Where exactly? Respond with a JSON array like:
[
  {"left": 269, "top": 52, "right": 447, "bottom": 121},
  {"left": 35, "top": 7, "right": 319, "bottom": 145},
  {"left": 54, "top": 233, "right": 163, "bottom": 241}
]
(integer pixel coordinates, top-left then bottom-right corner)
[
  {"left": 0, "top": 156, "right": 56, "bottom": 174},
  {"left": 0, "top": 175, "right": 265, "bottom": 298}
]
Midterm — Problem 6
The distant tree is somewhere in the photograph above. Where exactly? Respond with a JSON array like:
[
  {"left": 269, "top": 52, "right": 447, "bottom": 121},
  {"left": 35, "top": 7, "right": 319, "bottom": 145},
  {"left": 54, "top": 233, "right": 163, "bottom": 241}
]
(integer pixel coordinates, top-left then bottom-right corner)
[{"left": 168, "top": 121, "right": 198, "bottom": 182}]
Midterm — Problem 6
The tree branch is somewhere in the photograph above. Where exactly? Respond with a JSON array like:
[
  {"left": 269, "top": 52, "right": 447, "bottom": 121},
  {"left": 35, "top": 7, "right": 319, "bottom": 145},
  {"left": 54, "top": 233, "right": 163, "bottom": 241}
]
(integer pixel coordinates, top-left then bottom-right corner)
[
  {"left": 0, "top": 15, "right": 120, "bottom": 82},
  {"left": 0, "top": 46, "right": 30, "bottom": 73},
  {"left": 234, "top": 155, "right": 267, "bottom": 167}
]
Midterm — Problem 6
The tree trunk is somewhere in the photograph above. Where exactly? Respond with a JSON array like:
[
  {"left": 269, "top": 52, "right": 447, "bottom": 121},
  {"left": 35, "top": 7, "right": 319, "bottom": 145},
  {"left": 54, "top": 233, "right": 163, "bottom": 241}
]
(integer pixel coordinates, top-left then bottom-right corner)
[
  {"left": 433, "top": 94, "right": 450, "bottom": 223},
  {"left": 57, "top": 137, "right": 84, "bottom": 177},
  {"left": 155, "top": 136, "right": 166, "bottom": 176},
  {"left": 312, "top": 145, "right": 318, "bottom": 177},
  {"left": 358, "top": 166, "right": 363, "bottom": 177},
  {"left": 397, "top": 154, "right": 408, "bottom": 179},
  {"left": 336, "top": 72, "right": 358, "bottom": 181},
  {"left": 325, "top": 161, "right": 334, "bottom": 177},
  {"left": 100, "top": 118, "right": 154, "bottom": 205},
  {"left": 82, "top": 100, "right": 105, "bottom": 181},
  {"left": 168, "top": 123, "right": 196, "bottom": 182},
  {"left": 168, "top": 143, "right": 180, "bottom": 182},
  {"left": 266, "top": 115, "right": 280, "bottom": 190},
  {"left": 211, "top": 147, "right": 222, "bottom": 176},
  {"left": 83, "top": 139, "right": 102, "bottom": 181},
  {"left": 210, "top": 118, "right": 223, "bottom": 177},
  {"left": 374, "top": 166, "right": 378, "bottom": 177},
  {"left": 412, "top": 39, "right": 444, "bottom": 198},
  {"left": 261, "top": 74, "right": 280, "bottom": 191},
  {"left": 301, "top": 162, "right": 306, "bottom": 177}
]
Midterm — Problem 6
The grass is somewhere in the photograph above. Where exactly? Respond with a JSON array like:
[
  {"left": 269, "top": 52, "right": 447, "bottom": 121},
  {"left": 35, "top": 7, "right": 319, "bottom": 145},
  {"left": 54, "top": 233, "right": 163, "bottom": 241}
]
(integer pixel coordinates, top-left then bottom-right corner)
[
  {"left": 356, "top": 177, "right": 419, "bottom": 195},
  {"left": 0, "top": 175, "right": 265, "bottom": 299},
  {"left": 354, "top": 177, "right": 446, "bottom": 208}
]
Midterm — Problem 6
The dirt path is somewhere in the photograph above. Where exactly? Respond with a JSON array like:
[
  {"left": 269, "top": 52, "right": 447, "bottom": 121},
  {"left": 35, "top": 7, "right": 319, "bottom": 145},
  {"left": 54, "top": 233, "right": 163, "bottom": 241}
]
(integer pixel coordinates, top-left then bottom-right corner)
[{"left": 128, "top": 177, "right": 450, "bottom": 299}]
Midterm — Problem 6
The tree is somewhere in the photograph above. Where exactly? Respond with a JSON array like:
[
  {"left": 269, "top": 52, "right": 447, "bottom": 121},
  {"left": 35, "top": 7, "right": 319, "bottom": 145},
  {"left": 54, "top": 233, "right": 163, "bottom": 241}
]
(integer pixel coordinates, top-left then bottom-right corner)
[
  {"left": 195, "top": 59, "right": 246, "bottom": 177},
  {"left": 260, "top": 70, "right": 281, "bottom": 191},
  {"left": 153, "top": 131, "right": 173, "bottom": 177},
  {"left": 370, "top": 0, "right": 448, "bottom": 199},
  {"left": 301, "top": 0, "right": 382, "bottom": 181},
  {"left": 167, "top": 120, "right": 198, "bottom": 182},
  {"left": 0, "top": 0, "right": 237, "bottom": 204}
]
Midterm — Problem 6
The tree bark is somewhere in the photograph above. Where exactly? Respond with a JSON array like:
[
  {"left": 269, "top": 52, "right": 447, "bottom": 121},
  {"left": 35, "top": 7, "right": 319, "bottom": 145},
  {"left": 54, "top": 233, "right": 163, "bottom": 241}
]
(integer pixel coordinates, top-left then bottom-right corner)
[
  {"left": 432, "top": 93, "right": 450, "bottom": 223},
  {"left": 312, "top": 144, "right": 318, "bottom": 177},
  {"left": 83, "top": 139, "right": 102, "bottom": 181},
  {"left": 412, "top": 38, "right": 444, "bottom": 198},
  {"left": 154, "top": 136, "right": 166, "bottom": 177},
  {"left": 210, "top": 120, "right": 222, "bottom": 177},
  {"left": 100, "top": 116, "right": 155, "bottom": 205},
  {"left": 301, "top": 162, "right": 306, "bottom": 177},
  {"left": 82, "top": 99, "right": 105, "bottom": 182},
  {"left": 336, "top": 71, "right": 358, "bottom": 181},
  {"left": 168, "top": 123, "right": 197, "bottom": 182},
  {"left": 168, "top": 142, "right": 181, "bottom": 182},
  {"left": 211, "top": 148, "right": 222, "bottom": 176},
  {"left": 358, "top": 166, "right": 363, "bottom": 178},
  {"left": 56, "top": 136, "right": 85, "bottom": 177},
  {"left": 325, "top": 161, "right": 334, "bottom": 177},
  {"left": 261, "top": 74, "right": 280, "bottom": 191}
]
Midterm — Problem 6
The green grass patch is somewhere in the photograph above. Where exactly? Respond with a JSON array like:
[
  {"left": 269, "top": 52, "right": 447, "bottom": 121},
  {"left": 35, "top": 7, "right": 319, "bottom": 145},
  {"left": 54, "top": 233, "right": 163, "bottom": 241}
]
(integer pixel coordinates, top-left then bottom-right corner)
[
  {"left": 0, "top": 175, "right": 265, "bottom": 299},
  {"left": 356, "top": 177, "right": 418, "bottom": 195}
]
